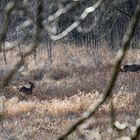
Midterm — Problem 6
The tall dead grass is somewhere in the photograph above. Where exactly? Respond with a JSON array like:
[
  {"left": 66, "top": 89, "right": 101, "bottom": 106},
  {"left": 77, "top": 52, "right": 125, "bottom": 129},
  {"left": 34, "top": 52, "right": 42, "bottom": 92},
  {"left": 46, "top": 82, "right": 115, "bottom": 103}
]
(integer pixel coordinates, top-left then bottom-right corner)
[
  {"left": 0, "top": 43, "right": 139, "bottom": 139},
  {"left": 0, "top": 88, "right": 136, "bottom": 117}
]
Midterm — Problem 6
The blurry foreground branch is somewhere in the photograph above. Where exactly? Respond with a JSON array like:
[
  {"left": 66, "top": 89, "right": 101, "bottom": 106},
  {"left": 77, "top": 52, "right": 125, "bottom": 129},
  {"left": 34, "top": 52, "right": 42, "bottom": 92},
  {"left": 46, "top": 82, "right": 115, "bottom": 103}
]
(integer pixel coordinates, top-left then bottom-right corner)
[
  {"left": 0, "top": 1, "right": 16, "bottom": 51},
  {"left": 49, "top": 0, "right": 104, "bottom": 40},
  {"left": 48, "top": 2, "right": 76, "bottom": 23},
  {"left": 0, "top": 0, "right": 43, "bottom": 89},
  {"left": 57, "top": 1, "right": 140, "bottom": 140},
  {"left": 0, "top": 1, "right": 16, "bottom": 64}
]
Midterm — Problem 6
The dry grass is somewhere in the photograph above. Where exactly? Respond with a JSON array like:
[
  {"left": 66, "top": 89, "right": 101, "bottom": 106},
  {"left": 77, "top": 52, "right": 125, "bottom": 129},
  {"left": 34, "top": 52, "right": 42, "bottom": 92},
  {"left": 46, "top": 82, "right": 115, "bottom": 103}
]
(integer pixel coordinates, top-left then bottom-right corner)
[
  {"left": 0, "top": 43, "right": 140, "bottom": 139},
  {"left": 0, "top": 88, "right": 137, "bottom": 117},
  {"left": 0, "top": 88, "right": 139, "bottom": 139}
]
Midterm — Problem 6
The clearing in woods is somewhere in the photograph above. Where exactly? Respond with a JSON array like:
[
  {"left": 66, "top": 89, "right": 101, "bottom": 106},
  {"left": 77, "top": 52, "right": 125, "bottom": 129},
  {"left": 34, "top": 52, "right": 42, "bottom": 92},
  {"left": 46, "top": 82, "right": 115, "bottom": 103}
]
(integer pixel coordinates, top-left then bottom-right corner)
[{"left": 0, "top": 43, "right": 140, "bottom": 140}]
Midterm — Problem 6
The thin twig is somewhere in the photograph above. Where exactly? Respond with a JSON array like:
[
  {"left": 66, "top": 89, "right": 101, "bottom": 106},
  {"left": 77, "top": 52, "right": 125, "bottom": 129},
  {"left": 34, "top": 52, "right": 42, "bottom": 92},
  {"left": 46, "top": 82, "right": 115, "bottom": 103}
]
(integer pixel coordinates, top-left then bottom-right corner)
[
  {"left": 18, "top": 45, "right": 25, "bottom": 65},
  {"left": 111, "top": 4, "right": 130, "bottom": 18},
  {"left": 48, "top": 2, "right": 76, "bottom": 23},
  {"left": 2, "top": 43, "right": 7, "bottom": 64}
]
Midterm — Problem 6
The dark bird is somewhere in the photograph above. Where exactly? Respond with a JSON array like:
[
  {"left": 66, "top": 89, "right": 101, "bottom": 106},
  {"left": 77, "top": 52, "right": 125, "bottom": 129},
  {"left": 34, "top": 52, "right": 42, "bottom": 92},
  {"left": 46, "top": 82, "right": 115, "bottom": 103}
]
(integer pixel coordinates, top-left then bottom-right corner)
[
  {"left": 18, "top": 82, "right": 35, "bottom": 95},
  {"left": 120, "top": 64, "right": 140, "bottom": 72}
]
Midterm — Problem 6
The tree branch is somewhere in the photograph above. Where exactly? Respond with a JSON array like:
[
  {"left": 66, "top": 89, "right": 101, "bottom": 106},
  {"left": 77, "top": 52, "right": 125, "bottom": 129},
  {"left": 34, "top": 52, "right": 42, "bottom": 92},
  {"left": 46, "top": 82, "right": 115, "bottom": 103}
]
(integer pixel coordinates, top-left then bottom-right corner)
[
  {"left": 49, "top": 0, "right": 104, "bottom": 40},
  {"left": 0, "top": 0, "right": 43, "bottom": 89},
  {"left": 57, "top": 0, "right": 140, "bottom": 139},
  {"left": 48, "top": 2, "right": 77, "bottom": 23},
  {"left": 111, "top": 4, "right": 130, "bottom": 18},
  {"left": 0, "top": 0, "right": 16, "bottom": 51}
]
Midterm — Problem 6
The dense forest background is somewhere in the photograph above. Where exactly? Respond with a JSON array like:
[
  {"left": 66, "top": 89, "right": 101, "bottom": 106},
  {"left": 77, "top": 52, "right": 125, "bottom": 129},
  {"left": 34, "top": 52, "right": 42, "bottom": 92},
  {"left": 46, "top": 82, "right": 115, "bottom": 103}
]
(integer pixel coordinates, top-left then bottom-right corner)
[{"left": 0, "top": 0, "right": 139, "bottom": 49}]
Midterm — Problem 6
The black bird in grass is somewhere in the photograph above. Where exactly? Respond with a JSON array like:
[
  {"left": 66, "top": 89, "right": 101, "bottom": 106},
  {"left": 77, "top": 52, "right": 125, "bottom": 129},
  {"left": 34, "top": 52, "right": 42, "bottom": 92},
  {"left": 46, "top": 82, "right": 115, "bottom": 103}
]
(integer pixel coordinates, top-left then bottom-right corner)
[
  {"left": 18, "top": 82, "right": 35, "bottom": 95},
  {"left": 120, "top": 64, "right": 140, "bottom": 72}
]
